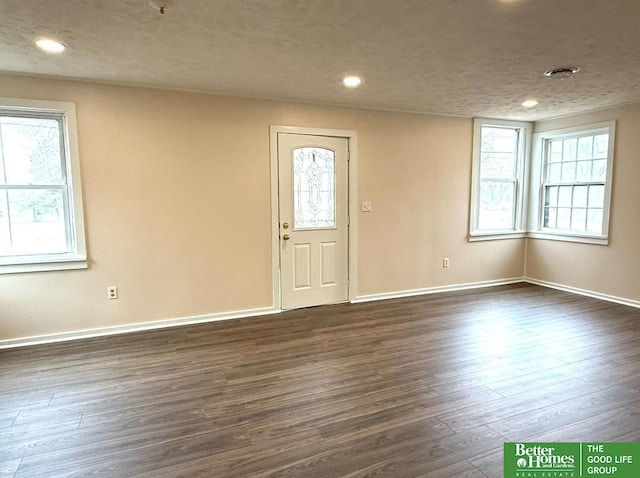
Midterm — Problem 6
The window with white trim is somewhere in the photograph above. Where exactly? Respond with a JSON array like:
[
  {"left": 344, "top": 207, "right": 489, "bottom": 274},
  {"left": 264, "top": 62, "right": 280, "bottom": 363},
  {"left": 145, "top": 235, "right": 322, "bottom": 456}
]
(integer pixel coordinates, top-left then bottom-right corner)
[
  {"left": 529, "top": 121, "right": 615, "bottom": 244},
  {"left": 470, "top": 119, "right": 531, "bottom": 239},
  {"left": 0, "top": 98, "right": 87, "bottom": 273}
]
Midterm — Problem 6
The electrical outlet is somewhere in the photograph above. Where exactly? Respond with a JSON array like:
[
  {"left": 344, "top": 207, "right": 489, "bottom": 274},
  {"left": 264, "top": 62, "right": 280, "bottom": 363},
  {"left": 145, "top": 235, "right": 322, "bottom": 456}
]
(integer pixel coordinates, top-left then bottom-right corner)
[
  {"left": 107, "top": 286, "right": 118, "bottom": 300},
  {"left": 361, "top": 201, "right": 372, "bottom": 212},
  {"left": 443, "top": 258, "right": 450, "bottom": 268}
]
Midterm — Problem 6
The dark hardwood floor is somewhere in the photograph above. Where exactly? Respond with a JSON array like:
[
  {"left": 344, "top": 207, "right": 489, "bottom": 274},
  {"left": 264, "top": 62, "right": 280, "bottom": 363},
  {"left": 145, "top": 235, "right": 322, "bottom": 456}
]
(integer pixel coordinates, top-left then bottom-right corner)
[{"left": 1, "top": 283, "right": 639, "bottom": 477}]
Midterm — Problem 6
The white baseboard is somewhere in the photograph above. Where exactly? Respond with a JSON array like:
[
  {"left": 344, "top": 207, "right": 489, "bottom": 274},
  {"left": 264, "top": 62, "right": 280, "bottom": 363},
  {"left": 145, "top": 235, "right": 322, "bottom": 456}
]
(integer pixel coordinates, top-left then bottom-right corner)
[
  {"left": 352, "top": 277, "right": 527, "bottom": 303},
  {"left": 1, "top": 278, "right": 525, "bottom": 349},
  {"left": 3, "top": 277, "right": 638, "bottom": 349},
  {"left": 0, "top": 306, "right": 280, "bottom": 349},
  {"left": 524, "top": 278, "right": 640, "bottom": 309}
]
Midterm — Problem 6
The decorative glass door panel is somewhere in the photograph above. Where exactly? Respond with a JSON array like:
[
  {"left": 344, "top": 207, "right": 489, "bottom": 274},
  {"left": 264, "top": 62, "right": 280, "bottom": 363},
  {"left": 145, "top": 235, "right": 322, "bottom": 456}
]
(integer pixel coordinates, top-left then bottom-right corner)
[{"left": 293, "top": 147, "right": 335, "bottom": 229}]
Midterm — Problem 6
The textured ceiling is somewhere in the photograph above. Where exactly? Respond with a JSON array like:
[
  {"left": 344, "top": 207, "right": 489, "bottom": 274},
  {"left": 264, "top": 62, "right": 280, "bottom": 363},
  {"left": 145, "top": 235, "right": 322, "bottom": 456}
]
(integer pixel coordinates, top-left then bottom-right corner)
[{"left": 1, "top": 0, "right": 640, "bottom": 121}]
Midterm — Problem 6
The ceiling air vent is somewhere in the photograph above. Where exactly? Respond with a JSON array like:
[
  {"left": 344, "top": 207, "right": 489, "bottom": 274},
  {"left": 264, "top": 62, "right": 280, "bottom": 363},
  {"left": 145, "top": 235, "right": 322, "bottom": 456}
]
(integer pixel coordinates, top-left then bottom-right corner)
[{"left": 544, "top": 67, "right": 580, "bottom": 79}]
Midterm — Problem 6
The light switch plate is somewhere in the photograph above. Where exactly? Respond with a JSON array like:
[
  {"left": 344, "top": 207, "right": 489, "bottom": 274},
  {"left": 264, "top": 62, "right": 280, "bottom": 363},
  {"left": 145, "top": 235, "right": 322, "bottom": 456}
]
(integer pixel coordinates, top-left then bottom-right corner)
[{"left": 361, "top": 201, "right": 372, "bottom": 212}]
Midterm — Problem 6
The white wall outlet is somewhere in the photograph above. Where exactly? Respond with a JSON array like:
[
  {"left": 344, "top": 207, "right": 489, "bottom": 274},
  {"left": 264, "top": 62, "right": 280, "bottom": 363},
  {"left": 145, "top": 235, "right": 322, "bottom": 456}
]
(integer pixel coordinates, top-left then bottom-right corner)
[
  {"left": 361, "top": 201, "right": 372, "bottom": 212},
  {"left": 443, "top": 258, "right": 450, "bottom": 268},
  {"left": 107, "top": 286, "right": 118, "bottom": 300}
]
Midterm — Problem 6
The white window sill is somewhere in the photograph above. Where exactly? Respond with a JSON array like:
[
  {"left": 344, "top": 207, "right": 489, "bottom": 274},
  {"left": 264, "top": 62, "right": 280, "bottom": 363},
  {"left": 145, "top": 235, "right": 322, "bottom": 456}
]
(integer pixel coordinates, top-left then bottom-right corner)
[
  {"left": 469, "top": 230, "right": 608, "bottom": 245},
  {"left": 0, "top": 254, "right": 88, "bottom": 274},
  {"left": 469, "top": 231, "right": 527, "bottom": 242},
  {"left": 526, "top": 232, "right": 608, "bottom": 245}
]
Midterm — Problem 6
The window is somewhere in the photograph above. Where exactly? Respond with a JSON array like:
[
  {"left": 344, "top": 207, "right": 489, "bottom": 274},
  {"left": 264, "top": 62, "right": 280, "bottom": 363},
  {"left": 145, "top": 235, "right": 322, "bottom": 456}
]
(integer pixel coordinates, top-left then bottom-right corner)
[
  {"left": 529, "top": 121, "right": 615, "bottom": 244},
  {"left": 470, "top": 119, "right": 616, "bottom": 245},
  {"left": 470, "top": 119, "right": 531, "bottom": 239},
  {"left": 0, "top": 98, "right": 86, "bottom": 273}
]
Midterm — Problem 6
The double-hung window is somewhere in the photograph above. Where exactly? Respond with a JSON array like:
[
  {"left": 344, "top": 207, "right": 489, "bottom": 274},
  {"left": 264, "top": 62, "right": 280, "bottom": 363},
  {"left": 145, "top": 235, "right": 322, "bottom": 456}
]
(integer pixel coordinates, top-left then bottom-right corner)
[
  {"left": 470, "top": 119, "right": 531, "bottom": 239},
  {"left": 470, "top": 118, "right": 615, "bottom": 245},
  {"left": 0, "top": 98, "right": 86, "bottom": 273},
  {"left": 529, "top": 121, "right": 615, "bottom": 244}
]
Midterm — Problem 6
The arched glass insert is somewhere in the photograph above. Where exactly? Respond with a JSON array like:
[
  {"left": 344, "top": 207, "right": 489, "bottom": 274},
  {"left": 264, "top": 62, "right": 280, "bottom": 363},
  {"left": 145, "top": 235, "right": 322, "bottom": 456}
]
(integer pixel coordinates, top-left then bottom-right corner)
[{"left": 293, "top": 147, "right": 335, "bottom": 228}]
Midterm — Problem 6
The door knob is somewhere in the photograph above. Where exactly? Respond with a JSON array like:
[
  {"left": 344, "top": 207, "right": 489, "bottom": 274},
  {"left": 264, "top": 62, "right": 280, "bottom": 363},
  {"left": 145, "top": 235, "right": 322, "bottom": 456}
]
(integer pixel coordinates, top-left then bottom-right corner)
[{"left": 282, "top": 234, "right": 290, "bottom": 241}]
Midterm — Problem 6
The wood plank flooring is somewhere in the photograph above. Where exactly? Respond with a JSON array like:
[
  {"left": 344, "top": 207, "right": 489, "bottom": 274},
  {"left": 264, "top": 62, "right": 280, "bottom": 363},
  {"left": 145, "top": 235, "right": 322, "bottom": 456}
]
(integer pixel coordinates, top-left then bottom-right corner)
[{"left": 1, "top": 283, "right": 639, "bottom": 477}]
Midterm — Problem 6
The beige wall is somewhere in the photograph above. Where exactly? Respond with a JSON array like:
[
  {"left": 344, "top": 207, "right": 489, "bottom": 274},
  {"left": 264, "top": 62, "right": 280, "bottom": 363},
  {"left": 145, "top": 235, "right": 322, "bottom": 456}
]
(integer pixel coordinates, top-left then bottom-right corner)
[
  {"left": 0, "top": 73, "right": 526, "bottom": 342},
  {"left": 527, "top": 103, "right": 640, "bottom": 302}
]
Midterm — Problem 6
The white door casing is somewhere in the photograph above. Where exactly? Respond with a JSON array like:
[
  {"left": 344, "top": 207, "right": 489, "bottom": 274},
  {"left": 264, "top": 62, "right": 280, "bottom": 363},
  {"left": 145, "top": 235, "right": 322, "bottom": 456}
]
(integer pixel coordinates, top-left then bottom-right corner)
[{"left": 277, "top": 132, "right": 349, "bottom": 310}]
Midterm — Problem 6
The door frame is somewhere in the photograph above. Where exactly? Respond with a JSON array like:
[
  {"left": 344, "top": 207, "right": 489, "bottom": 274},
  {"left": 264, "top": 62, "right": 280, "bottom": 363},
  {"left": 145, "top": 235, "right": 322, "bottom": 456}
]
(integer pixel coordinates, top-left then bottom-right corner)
[{"left": 269, "top": 125, "right": 358, "bottom": 310}]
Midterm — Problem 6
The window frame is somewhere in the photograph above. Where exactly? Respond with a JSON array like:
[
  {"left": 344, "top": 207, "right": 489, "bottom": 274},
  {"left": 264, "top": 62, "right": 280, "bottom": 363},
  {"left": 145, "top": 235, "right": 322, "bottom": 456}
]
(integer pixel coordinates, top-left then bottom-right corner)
[
  {"left": 469, "top": 118, "right": 531, "bottom": 241},
  {"left": 528, "top": 121, "right": 615, "bottom": 245},
  {"left": 0, "top": 97, "right": 87, "bottom": 274}
]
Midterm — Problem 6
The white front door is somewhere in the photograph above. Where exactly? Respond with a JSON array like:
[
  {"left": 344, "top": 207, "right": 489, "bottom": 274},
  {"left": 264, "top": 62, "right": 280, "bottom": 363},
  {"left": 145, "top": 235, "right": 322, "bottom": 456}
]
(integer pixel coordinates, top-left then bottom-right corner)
[{"left": 278, "top": 133, "right": 349, "bottom": 310}]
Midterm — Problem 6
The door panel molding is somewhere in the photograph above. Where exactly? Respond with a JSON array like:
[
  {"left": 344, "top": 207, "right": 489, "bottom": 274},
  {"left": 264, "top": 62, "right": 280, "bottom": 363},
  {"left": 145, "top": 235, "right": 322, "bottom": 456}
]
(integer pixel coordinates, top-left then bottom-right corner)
[
  {"left": 293, "top": 243, "right": 311, "bottom": 289},
  {"left": 270, "top": 125, "right": 358, "bottom": 310},
  {"left": 320, "top": 241, "right": 337, "bottom": 286}
]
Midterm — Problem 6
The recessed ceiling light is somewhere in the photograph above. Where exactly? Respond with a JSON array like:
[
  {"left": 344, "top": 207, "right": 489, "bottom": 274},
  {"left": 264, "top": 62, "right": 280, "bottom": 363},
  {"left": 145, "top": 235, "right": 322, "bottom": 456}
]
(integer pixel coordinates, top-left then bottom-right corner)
[
  {"left": 544, "top": 67, "right": 580, "bottom": 79},
  {"left": 342, "top": 76, "right": 363, "bottom": 88},
  {"left": 521, "top": 99, "right": 539, "bottom": 108},
  {"left": 35, "top": 38, "right": 66, "bottom": 53}
]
